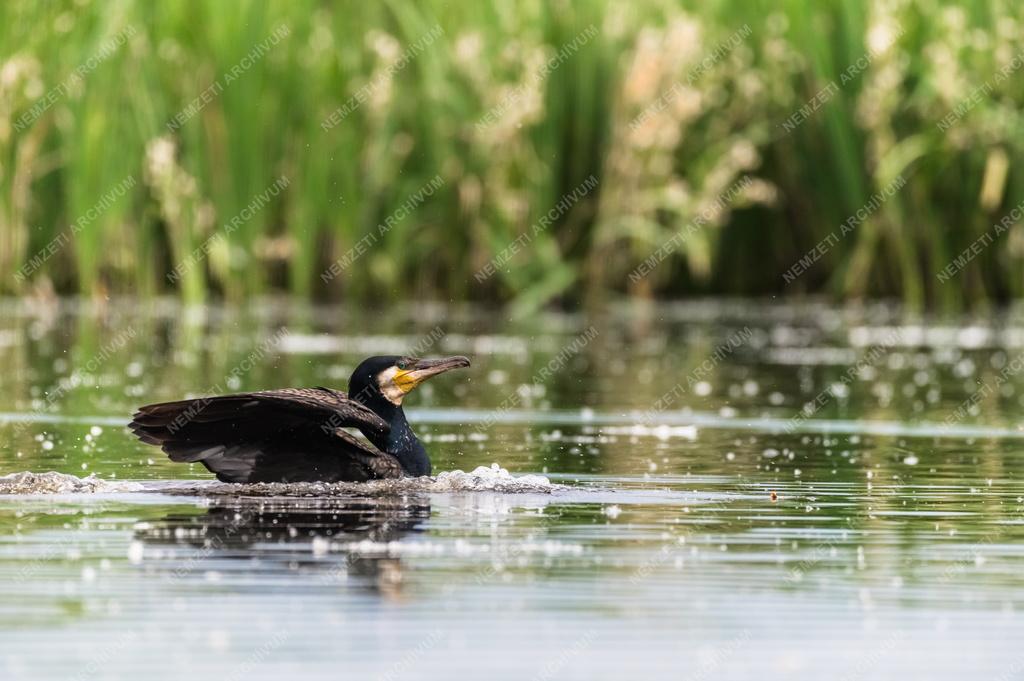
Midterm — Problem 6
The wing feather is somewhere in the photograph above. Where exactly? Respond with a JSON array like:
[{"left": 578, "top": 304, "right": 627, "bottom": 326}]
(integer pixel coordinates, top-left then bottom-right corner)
[{"left": 128, "top": 388, "right": 400, "bottom": 483}]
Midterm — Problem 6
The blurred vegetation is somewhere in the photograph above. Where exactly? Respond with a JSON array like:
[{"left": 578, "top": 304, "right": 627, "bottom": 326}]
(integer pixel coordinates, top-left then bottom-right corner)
[{"left": 2, "top": 0, "right": 1024, "bottom": 312}]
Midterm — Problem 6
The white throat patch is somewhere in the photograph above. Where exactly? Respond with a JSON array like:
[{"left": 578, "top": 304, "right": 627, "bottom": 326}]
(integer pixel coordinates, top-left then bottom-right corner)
[{"left": 376, "top": 366, "right": 406, "bottom": 405}]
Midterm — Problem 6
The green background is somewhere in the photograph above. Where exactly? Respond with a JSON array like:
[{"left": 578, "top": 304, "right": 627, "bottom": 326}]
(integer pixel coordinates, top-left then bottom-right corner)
[{"left": 2, "top": 0, "right": 1022, "bottom": 313}]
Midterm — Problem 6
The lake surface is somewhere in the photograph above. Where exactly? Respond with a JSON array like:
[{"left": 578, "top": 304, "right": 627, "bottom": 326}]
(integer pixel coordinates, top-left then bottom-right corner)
[{"left": 2, "top": 297, "right": 1024, "bottom": 679}]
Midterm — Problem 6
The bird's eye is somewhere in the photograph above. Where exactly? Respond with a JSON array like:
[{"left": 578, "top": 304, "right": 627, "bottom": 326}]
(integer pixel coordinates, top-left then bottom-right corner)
[{"left": 397, "top": 360, "right": 409, "bottom": 370}]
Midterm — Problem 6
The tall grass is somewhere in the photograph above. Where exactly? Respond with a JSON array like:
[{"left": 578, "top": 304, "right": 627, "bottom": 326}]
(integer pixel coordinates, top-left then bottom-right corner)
[{"left": 2, "top": 0, "right": 1024, "bottom": 312}]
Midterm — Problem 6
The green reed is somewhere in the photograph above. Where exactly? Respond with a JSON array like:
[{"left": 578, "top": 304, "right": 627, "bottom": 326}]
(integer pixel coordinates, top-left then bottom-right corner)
[{"left": 2, "top": 0, "right": 1023, "bottom": 312}]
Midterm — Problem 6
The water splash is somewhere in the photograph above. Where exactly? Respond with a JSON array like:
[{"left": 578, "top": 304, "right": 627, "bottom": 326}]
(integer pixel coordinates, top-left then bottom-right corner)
[
  {"left": 0, "top": 471, "right": 142, "bottom": 494},
  {"left": 433, "top": 463, "right": 554, "bottom": 492},
  {"left": 0, "top": 465, "right": 557, "bottom": 496},
  {"left": 180, "top": 464, "right": 558, "bottom": 496}
]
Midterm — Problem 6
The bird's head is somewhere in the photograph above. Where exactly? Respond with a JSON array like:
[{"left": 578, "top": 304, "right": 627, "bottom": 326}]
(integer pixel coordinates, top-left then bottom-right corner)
[{"left": 348, "top": 355, "right": 471, "bottom": 408}]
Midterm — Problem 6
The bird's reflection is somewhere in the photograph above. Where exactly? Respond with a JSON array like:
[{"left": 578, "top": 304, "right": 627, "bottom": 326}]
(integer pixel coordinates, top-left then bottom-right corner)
[{"left": 134, "top": 496, "right": 431, "bottom": 597}]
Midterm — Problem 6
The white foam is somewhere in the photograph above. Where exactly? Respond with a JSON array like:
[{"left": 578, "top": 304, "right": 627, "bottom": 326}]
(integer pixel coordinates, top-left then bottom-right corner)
[
  {"left": 0, "top": 471, "right": 141, "bottom": 495},
  {"left": 0, "top": 466, "right": 557, "bottom": 497},
  {"left": 432, "top": 464, "right": 554, "bottom": 492}
]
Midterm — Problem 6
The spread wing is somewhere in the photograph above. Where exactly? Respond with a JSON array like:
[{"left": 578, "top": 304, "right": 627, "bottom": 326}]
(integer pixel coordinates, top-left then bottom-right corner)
[{"left": 128, "top": 388, "right": 403, "bottom": 483}]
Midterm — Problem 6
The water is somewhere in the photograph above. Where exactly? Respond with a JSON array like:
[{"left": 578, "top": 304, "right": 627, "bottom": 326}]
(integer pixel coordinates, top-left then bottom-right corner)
[{"left": 3, "top": 298, "right": 1024, "bottom": 679}]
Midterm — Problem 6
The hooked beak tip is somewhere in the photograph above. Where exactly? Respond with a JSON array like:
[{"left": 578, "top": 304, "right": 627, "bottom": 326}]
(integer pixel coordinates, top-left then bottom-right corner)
[{"left": 449, "top": 355, "right": 471, "bottom": 369}]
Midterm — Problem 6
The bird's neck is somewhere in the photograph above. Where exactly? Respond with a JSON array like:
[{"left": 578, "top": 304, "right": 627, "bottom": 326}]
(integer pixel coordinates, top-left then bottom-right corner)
[
  {"left": 356, "top": 394, "right": 431, "bottom": 476},
  {"left": 385, "top": 407, "right": 431, "bottom": 477}
]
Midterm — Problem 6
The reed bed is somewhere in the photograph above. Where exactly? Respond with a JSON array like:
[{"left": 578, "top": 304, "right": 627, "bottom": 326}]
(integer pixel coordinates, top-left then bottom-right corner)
[{"left": 2, "top": 0, "right": 1023, "bottom": 311}]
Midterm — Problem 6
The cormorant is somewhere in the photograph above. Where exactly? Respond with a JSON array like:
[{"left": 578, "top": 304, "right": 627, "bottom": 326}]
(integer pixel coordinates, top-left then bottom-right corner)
[{"left": 128, "top": 355, "right": 470, "bottom": 483}]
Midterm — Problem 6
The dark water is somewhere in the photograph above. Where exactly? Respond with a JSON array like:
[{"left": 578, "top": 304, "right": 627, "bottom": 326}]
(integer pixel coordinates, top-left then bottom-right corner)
[{"left": 2, "top": 298, "right": 1024, "bottom": 679}]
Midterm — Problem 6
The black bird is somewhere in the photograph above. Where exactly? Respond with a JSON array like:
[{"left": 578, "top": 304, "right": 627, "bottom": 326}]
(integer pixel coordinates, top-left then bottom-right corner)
[{"left": 128, "top": 355, "right": 470, "bottom": 483}]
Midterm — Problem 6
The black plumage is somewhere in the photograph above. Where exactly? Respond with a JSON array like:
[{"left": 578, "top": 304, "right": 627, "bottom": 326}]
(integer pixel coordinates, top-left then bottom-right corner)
[{"left": 127, "top": 355, "right": 470, "bottom": 483}]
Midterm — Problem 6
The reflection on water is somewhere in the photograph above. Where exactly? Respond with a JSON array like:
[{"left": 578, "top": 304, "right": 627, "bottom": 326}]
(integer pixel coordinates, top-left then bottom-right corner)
[
  {"left": 136, "top": 498, "right": 432, "bottom": 598},
  {"left": 3, "top": 299, "right": 1024, "bottom": 679}
]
